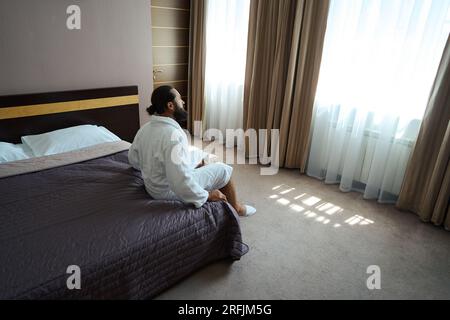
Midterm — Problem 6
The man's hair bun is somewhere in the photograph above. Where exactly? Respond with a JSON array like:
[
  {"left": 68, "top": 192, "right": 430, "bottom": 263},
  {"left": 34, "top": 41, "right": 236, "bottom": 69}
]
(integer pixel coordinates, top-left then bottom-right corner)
[{"left": 147, "top": 105, "right": 157, "bottom": 115}]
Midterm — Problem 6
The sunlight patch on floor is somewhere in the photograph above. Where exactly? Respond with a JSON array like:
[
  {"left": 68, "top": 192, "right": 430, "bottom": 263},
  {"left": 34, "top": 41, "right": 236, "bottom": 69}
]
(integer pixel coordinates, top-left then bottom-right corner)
[
  {"left": 345, "top": 215, "right": 374, "bottom": 226},
  {"left": 270, "top": 184, "right": 375, "bottom": 229},
  {"left": 277, "top": 198, "right": 290, "bottom": 205},
  {"left": 289, "top": 204, "right": 305, "bottom": 212},
  {"left": 279, "top": 188, "right": 295, "bottom": 195},
  {"left": 302, "top": 196, "right": 321, "bottom": 206}
]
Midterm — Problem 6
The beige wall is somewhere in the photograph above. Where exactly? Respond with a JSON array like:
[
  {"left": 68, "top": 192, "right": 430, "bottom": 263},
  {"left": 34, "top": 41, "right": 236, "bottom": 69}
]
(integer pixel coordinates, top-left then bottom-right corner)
[{"left": 0, "top": 0, "right": 153, "bottom": 125}]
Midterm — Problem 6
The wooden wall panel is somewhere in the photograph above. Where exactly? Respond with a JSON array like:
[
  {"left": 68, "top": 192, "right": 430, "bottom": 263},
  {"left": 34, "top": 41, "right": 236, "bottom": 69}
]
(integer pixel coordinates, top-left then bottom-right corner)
[
  {"left": 151, "top": 0, "right": 190, "bottom": 9},
  {"left": 152, "top": 28, "right": 189, "bottom": 47},
  {"left": 152, "top": 47, "right": 189, "bottom": 65},
  {"left": 152, "top": 64, "right": 188, "bottom": 83},
  {"left": 151, "top": 8, "right": 190, "bottom": 28},
  {"left": 151, "top": 0, "right": 190, "bottom": 126}
]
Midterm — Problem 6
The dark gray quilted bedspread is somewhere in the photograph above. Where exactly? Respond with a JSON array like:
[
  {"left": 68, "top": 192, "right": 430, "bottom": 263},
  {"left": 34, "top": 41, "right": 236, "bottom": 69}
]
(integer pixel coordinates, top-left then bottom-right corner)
[{"left": 0, "top": 151, "right": 248, "bottom": 299}]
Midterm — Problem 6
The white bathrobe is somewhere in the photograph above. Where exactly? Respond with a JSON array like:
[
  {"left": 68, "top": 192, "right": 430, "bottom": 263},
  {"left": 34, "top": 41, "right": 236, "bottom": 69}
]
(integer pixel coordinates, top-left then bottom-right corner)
[{"left": 128, "top": 116, "right": 232, "bottom": 208}]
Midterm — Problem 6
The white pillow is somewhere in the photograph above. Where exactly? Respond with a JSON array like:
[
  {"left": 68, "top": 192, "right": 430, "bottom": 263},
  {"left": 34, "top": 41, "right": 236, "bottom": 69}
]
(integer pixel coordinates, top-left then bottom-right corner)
[
  {"left": 21, "top": 125, "right": 121, "bottom": 157},
  {"left": 0, "top": 142, "right": 34, "bottom": 163}
]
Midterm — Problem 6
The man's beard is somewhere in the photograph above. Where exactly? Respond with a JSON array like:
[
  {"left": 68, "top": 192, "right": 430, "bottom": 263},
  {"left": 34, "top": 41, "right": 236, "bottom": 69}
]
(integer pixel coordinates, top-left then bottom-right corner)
[{"left": 174, "top": 106, "right": 188, "bottom": 124}]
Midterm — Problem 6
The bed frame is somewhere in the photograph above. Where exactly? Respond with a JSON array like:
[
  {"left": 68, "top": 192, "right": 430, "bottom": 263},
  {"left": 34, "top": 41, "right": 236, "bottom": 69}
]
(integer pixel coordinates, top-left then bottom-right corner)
[{"left": 0, "top": 86, "right": 140, "bottom": 144}]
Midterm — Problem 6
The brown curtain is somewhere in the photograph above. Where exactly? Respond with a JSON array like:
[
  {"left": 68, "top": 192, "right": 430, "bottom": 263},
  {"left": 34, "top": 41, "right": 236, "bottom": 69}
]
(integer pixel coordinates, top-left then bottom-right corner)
[
  {"left": 243, "top": 0, "right": 330, "bottom": 171},
  {"left": 397, "top": 36, "right": 450, "bottom": 230},
  {"left": 188, "top": 0, "right": 206, "bottom": 134}
]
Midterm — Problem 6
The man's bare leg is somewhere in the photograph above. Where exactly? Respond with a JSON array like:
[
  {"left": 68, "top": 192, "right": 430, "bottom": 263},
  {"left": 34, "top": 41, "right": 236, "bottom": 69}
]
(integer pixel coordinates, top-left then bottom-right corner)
[{"left": 219, "top": 179, "right": 246, "bottom": 216}]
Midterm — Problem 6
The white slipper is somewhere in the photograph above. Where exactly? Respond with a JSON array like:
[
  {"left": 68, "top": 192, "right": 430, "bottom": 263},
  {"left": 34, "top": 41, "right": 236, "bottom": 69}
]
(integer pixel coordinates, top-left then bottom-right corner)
[{"left": 241, "top": 205, "right": 256, "bottom": 217}]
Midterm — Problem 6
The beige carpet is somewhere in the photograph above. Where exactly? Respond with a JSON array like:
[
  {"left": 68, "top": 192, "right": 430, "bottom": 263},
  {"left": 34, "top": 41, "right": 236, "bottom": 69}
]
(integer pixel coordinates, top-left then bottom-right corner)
[{"left": 157, "top": 161, "right": 450, "bottom": 300}]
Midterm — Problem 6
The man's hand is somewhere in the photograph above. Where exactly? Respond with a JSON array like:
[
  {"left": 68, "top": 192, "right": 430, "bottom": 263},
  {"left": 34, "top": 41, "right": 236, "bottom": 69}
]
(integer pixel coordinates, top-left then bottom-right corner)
[
  {"left": 208, "top": 189, "right": 227, "bottom": 202},
  {"left": 195, "top": 159, "right": 205, "bottom": 169}
]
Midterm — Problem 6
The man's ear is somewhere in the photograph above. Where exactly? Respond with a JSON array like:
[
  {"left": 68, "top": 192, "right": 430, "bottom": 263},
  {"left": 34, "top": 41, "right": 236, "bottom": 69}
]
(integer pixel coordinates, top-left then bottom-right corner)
[{"left": 167, "top": 101, "right": 175, "bottom": 112}]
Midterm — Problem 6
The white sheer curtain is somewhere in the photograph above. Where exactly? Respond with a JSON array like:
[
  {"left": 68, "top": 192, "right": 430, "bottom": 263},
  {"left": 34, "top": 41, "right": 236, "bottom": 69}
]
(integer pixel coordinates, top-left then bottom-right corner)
[
  {"left": 307, "top": 0, "right": 450, "bottom": 203},
  {"left": 203, "top": 0, "right": 250, "bottom": 146}
]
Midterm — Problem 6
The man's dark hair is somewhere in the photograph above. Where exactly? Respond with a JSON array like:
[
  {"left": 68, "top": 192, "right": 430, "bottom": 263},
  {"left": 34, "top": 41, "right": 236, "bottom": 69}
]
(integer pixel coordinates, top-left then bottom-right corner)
[{"left": 147, "top": 85, "right": 176, "bottom": 115}]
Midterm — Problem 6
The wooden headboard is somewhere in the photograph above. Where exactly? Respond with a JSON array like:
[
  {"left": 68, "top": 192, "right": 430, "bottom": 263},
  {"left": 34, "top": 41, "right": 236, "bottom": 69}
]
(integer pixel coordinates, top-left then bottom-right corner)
[{"left": 0, "top": 86, "right": 140, "bottom": 144}]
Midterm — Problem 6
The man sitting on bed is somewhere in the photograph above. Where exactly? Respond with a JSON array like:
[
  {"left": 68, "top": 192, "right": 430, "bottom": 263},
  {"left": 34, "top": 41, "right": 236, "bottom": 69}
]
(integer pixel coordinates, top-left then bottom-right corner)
[{"left": 128, "top": 85, "right": 256, "bottom": 217}]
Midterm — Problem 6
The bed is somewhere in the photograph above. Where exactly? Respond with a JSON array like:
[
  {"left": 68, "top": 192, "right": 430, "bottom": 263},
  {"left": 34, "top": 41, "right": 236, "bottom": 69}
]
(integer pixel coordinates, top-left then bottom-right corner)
[{"left": 0, "top": 86, "right": 248, "bottom": 299}]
